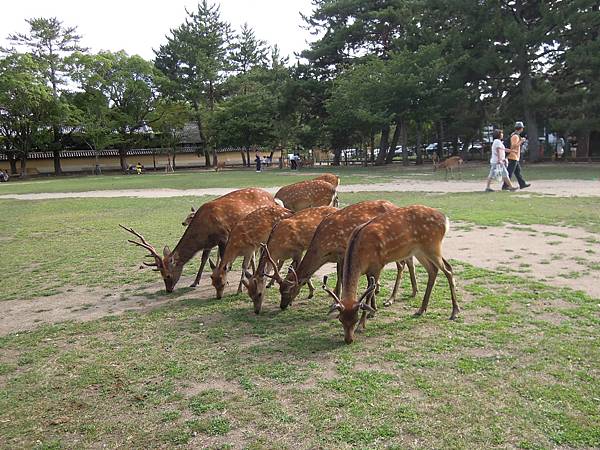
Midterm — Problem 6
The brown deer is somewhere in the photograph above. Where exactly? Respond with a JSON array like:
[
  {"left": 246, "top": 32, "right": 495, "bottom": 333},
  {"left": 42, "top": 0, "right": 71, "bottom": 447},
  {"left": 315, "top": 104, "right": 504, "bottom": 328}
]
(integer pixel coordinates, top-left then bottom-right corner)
[
  {"left": 314, "top": 173, "right": 340, "bottom": 188},
  {"left": 120, "top": 188, "right": 276, "bottom": 292},
  {"left": 323, "top": 205, "right": 459, "bottom": 344},
  {"left": 244, "top": 206, "right": 337, "bottom": 314},
  {"left": 214, "top": 160, "right": 227, "bottom": 172},
  {"left": 434, "top": 156, "right": 463, "bottom": 180},
  {"left": 210, "top": 204, "right": 293, "bottom": 299},
  {"left": 182, "top": 207, "right": 196, "bottom": 226},
  {"left": 277, "top": 200, "right": 418, "bottom": 310},
  {"left": 274, "top": 179, "right": 338, "bottom": 212}
]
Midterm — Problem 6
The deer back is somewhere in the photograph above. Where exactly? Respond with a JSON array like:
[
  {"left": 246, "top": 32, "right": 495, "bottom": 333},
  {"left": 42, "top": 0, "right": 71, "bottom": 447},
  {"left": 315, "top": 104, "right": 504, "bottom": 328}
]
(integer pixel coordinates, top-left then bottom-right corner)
[
  {"left": 439, "top": 156, "right": 463, "bottom": 169},
  {"left": 314, "top": 173, "right": 340, "bottom": 188},
  {"left": 222, "top": 204, "right": 294, "bottom": 265},
  {"left": 275, "top": 179, "right": 337, "bottom": 212}
]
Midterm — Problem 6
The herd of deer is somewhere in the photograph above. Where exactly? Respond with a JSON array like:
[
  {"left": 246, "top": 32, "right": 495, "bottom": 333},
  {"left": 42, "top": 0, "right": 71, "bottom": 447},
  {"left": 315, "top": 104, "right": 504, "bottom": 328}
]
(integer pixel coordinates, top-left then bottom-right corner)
[{"left": 121, "top": 173, "right": 458, "bottom": 344}]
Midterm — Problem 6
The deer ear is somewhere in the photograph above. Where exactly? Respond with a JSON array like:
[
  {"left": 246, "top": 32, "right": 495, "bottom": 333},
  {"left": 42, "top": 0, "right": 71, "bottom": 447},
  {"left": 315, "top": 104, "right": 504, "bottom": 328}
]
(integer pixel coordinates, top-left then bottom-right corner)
[
  {"left": 244, "top": 270, "right": 253, "bottom": 279},
  {"left": 163, "top": 246, "right": 171, "bottom": 257},
  {"left": 191, "top": 207, "right": 195, "bottom": 212}
]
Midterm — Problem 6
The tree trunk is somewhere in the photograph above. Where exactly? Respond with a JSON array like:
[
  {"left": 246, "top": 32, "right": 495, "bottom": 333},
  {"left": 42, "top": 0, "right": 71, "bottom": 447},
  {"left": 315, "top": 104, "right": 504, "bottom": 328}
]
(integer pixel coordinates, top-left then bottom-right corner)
[
  {"left": 522, "top": 72, "right": 540, "bottom": 162},
  {"left": 369, "top": 131, "right": 375, "bottom": 163},
  {"left": 438, "top": 121, "right": 445, "bottom": 157},
  {"left": 7, "top": 152, "right": 17, "bottom": 174},
  {"left": 402, "top": 121, "right": 409, "bottom": 166},
  {"left": 375, "top": 124, "right": 390, "bottom": 165},
  {"left": 119, "top": 148, "right": 128, "bottom": 171},
  {"left": 416, "top": 121, "right": 423, "bottom": 165},
  {"left": 332, "top": 148, "right": 342, "bottom": 166},
  {"left": 173, "top": 153, "right": 177, "bottom": 170},
  {"left": 386, "top": 120, "right": 401, "bottom": 164},
  {"left": 19, "top": 153, "right": 28, "bottom": 178},
  {"left": 52, "top": 149, "right": 62, "bottom": 175},
  {"left": 576, "top": 130, "right": 590, "bottom": 159},
  {"left": 212, "top": 148, "right": 218, "bottom": 167},
  {"left": 246, "top": 147, "right": 251, "bottom": 167},
  {"left": 240, "top": 150, "right": 247, "bottom": 167}
]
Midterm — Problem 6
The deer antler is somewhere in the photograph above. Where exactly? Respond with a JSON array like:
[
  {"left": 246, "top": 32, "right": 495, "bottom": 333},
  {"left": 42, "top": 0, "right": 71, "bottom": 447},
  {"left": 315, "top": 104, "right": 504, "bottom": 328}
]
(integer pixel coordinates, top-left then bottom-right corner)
[
  {"left": 119, "top": 224, "right": 162, "bottom": 261},
  {"left": 323, "top": 275, "right": 344, "bottom": 313},
  {"left": 260, "top": 243, "right": 284, "bottom": 283}
]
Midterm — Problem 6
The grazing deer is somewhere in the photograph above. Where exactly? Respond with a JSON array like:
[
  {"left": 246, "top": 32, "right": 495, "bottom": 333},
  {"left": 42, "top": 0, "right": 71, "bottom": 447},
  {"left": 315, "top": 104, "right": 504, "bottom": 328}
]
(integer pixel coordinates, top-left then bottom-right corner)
[
  {"left": 275, "top": 179, "right": 338, "bottom": 212},
  {"left": 120, "top": 188, "right": 276, "bottom": 292},
  {"left": 434, "top": 156, "right": 463, "bottom": 180},
  {"left": 278, "top": 200, "right": 418, "bottom": 310},
  {"left": 244, "top": 206, "right": 338, "bottom": 314},
  {"left": 214, "top": 160, "right": 227, "bottom": 172},
  {"left": 210, "top": 204, "right": 293, "bottom": 299},
  {"left": 323, "top": 205, "right": 458, "bottom": 344}
]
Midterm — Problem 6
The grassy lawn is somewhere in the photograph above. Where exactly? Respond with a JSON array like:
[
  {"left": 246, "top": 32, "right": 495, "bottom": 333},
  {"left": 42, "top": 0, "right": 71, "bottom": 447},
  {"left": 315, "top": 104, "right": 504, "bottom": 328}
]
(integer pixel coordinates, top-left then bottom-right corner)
[
  {"left": 0, "top": 162, "right": 598, "bottom": 195},
  {"left": 1, "top": 186, "right": 599, "bottom": 448},
  {"left": 1, "top": 266, "right": 599, "bottom": 449}
]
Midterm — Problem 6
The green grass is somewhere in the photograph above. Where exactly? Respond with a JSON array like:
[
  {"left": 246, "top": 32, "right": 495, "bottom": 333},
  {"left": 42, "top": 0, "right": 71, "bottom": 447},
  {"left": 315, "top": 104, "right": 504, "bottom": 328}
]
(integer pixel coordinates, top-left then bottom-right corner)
[
  {"left": 1, "top": 191, "right": 599, "bottom": 303},
  {"left": 1, "top": 265, "right": 599, "bottom": 448},
  {"left": 1, "top": 162, "right": 598, "bottom": 195}
]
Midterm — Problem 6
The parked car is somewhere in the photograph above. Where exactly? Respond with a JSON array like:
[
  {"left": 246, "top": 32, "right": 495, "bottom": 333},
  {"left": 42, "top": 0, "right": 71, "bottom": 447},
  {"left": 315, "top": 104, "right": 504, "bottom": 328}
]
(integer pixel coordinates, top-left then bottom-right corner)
[{"left": 394, "top": 145, "right": 414, "bottom": 156}]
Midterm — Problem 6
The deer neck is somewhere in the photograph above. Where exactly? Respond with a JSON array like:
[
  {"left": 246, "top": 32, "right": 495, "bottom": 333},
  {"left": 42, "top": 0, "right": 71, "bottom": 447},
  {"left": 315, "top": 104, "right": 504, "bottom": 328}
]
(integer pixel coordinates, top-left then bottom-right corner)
[
  {"left": 296, "top": 247, "right": 328, "bottom": 285},
  {"left": 172, "top": 225, "right": 211, "bottom": 267}
]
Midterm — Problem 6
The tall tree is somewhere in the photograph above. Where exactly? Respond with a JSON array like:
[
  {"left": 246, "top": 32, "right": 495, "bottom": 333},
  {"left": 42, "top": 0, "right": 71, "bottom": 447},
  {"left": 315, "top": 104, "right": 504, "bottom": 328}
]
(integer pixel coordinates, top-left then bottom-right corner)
[
  {"left": 71, "top": 51, "right": 163, "bottom": 170},
  {"left": 0, "top": 54, "right": 53, "bottom": 177},
  {"left": 154, "top": 1, "right": 233, "bottom": 166},
  {"left": 231, "top": 23, "right": 268, "bottom": 75},
  {"left": 4, "top": 17, "right": 87, "bottom": 174}
]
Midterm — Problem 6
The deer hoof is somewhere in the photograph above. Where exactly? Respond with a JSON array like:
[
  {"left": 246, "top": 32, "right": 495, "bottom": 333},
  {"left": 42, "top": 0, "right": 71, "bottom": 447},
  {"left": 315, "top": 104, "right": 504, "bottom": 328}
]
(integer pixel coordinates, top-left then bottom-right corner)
[
  {"left": 189, "top": 283, "right": 198, "bottom": 288},
  {"left": 413, "top": 310, "right": 424, "bottom": 318},
  {"left": 384, "top": 300, "right": 394, "bottom": 307}
]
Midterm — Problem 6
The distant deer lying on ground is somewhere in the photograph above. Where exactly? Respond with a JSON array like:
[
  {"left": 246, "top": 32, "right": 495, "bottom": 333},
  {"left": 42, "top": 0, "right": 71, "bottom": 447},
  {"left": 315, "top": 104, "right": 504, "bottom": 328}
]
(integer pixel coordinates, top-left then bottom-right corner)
[
  {"left": 324, "top": 205, "right": 458, "bottom": 344},
  {"left": 210, "top": 204, "right": 293, "bottom": 299},
  {"left": 434, "top": 156, "right": 463, "bottom": 180},
  {"left": 120, "top": 188, "right": 277, "bottom": 292}
]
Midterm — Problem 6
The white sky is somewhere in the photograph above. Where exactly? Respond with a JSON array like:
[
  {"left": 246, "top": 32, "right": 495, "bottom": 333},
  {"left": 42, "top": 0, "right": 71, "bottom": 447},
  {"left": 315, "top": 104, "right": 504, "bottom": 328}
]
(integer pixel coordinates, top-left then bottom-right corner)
[{"left": 0, "top": 0, "right": 315, "bottom": 62}]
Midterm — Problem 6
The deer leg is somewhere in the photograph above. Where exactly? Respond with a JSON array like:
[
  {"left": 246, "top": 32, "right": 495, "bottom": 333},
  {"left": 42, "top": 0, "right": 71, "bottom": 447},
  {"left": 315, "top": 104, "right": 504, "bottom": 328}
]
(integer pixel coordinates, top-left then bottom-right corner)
[
  {"left": 237, "top": 255, "right": 251, "bottom": 294},
  {"left": 190, "top": 248, "right": 211, "bottom": 287},
  {"left": 438, "top": 257, "right": 460, "bottom": 320},
  {"left": 407, "top": 257, "right": 418, "bottom": 297},
  {"left": 384, "top": 261, "right": 405, "bottom": 307},
  {"left": 307, "top": 278, "right": 315, "bottom": 299},
  {"left": 414, "top": 257, "right": 438, "bottom": 317}
]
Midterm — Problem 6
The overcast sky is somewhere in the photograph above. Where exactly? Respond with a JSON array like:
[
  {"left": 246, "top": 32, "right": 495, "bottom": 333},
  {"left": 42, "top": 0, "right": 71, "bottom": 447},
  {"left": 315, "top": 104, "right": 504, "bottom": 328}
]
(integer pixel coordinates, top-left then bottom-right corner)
[{"left": 0, "top": 0, "right": 315, "bottom": 61}]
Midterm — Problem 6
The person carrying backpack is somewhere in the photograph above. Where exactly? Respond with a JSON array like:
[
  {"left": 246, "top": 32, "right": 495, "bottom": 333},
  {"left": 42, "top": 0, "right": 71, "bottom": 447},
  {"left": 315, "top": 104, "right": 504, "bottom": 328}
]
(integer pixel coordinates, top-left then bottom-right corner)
[{"left": 502, "top": 121, "right": 531, "bottom": 190}]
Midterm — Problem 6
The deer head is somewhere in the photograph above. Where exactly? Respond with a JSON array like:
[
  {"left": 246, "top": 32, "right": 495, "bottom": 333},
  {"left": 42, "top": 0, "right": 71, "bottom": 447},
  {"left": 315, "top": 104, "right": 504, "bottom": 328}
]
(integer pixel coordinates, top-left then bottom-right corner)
[
  {"left": 209, "top": 258, "right": 228, "bottom": 299},
  {"left": 120, "top": 225, "right": 183, "bottom": 293},
  {"left": 323, "top": 275, "right": 376, "bottom": 344},
  {"left": 182, "top": 207, "right": 196, "bottom": 226}
]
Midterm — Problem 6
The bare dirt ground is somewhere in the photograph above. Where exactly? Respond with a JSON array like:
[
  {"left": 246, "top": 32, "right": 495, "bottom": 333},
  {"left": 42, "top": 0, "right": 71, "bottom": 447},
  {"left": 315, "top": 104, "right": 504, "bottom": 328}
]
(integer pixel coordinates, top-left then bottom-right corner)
[
  {"left": 1, "top": 222, "right": 598, "bottom": 336},
  {"left": 1, "top": 179, "right": 599, "bottom": 200}
]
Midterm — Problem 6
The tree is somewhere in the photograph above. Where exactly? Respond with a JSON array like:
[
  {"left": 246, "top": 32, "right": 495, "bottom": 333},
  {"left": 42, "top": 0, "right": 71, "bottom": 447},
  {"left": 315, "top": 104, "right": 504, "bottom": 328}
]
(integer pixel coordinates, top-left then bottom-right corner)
[
  {"left": 231, "top": 23, "right": 268, "bottom": 75},
  {"left": 71, "top": 51, "right": 163, "bottom": 171},
  {"left": 4, "top": 17, "right": 87, "bottom": 174},
  {"left": 155, "top": 1, "right": 233, "bottom": 167},
  {"left": 0, "top": 54, "right": 53, "bottom": 177},
  {"left": 151, "top": 100, "right": 193, "bottom": 171}
]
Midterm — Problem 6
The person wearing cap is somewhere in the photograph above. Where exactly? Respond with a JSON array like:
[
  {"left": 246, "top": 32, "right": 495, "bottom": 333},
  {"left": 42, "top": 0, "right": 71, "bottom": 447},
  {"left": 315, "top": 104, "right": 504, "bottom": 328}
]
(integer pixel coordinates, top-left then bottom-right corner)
[{"left": 502, "top": 121, "right": 531, "bottom": 190}]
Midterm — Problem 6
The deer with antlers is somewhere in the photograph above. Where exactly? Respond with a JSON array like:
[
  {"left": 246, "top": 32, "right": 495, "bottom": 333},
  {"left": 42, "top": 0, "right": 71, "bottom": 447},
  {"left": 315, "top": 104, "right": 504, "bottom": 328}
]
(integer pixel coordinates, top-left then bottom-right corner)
[
  {"left": 434, "top": 156, "right": 464, "bottom": 180},
  {"left": 274, "top": 178, "right": 338, "bottom": 212},
  {"left": 120, "top": 188, "right": 277, "bottom": 292},
  {"left": 323, "top": 205, "right": 459, "bottom": 344},
  {"left": 210, "top": 204, "right": 293, "bottom": 299},
  {"left": 277, "top": 200, "right": 418, "bottom": 311},
  {"left": 244, "top": 206, "right": 338, "bottom": 314}
]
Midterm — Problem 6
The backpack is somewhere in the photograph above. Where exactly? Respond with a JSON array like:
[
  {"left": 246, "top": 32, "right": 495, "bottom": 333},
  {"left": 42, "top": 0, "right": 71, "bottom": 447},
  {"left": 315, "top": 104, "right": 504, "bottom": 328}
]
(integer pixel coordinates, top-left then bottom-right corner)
[{"left": 504, "top": 133, "right": 514, "bottom": 150}]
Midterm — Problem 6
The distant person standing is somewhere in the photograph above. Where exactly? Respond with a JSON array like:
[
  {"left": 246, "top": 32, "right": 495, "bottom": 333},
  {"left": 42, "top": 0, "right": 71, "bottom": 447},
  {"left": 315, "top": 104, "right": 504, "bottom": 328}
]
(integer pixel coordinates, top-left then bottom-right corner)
[
  {"left": 485, "top": 129, "right": 518, "bottom": 192},
  {"left": 503, "top": 121, "right": 531, "bottom": 190},
  {"left": 555, "top": 136, "right": 565, "bottom": 160},
  {"left": 255, "top": 150, "right": 262, "bottom": 172}
]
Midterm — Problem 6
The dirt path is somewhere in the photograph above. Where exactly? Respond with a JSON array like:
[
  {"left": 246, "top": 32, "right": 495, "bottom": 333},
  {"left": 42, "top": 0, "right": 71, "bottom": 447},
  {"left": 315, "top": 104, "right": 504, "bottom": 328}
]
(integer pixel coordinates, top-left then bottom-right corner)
[
  {"left": 1, "top": 222, "right": 598, "bottom": 336},
  {"left": 1, "top": 179, "right": 599, "bottom": 200}
]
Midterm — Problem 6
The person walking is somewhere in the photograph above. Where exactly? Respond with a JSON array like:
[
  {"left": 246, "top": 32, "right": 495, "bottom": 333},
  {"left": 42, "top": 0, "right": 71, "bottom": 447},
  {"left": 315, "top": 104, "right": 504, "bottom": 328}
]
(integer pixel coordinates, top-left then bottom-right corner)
[
  {"left": 485, "top": 129, "right": 518, "bottom": 192},
  {"left": 502, "top": 121, "right": 531, "bottom": 190},
  {"left": 255, "top": 150, "right": 262, "bottom": 173}
]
